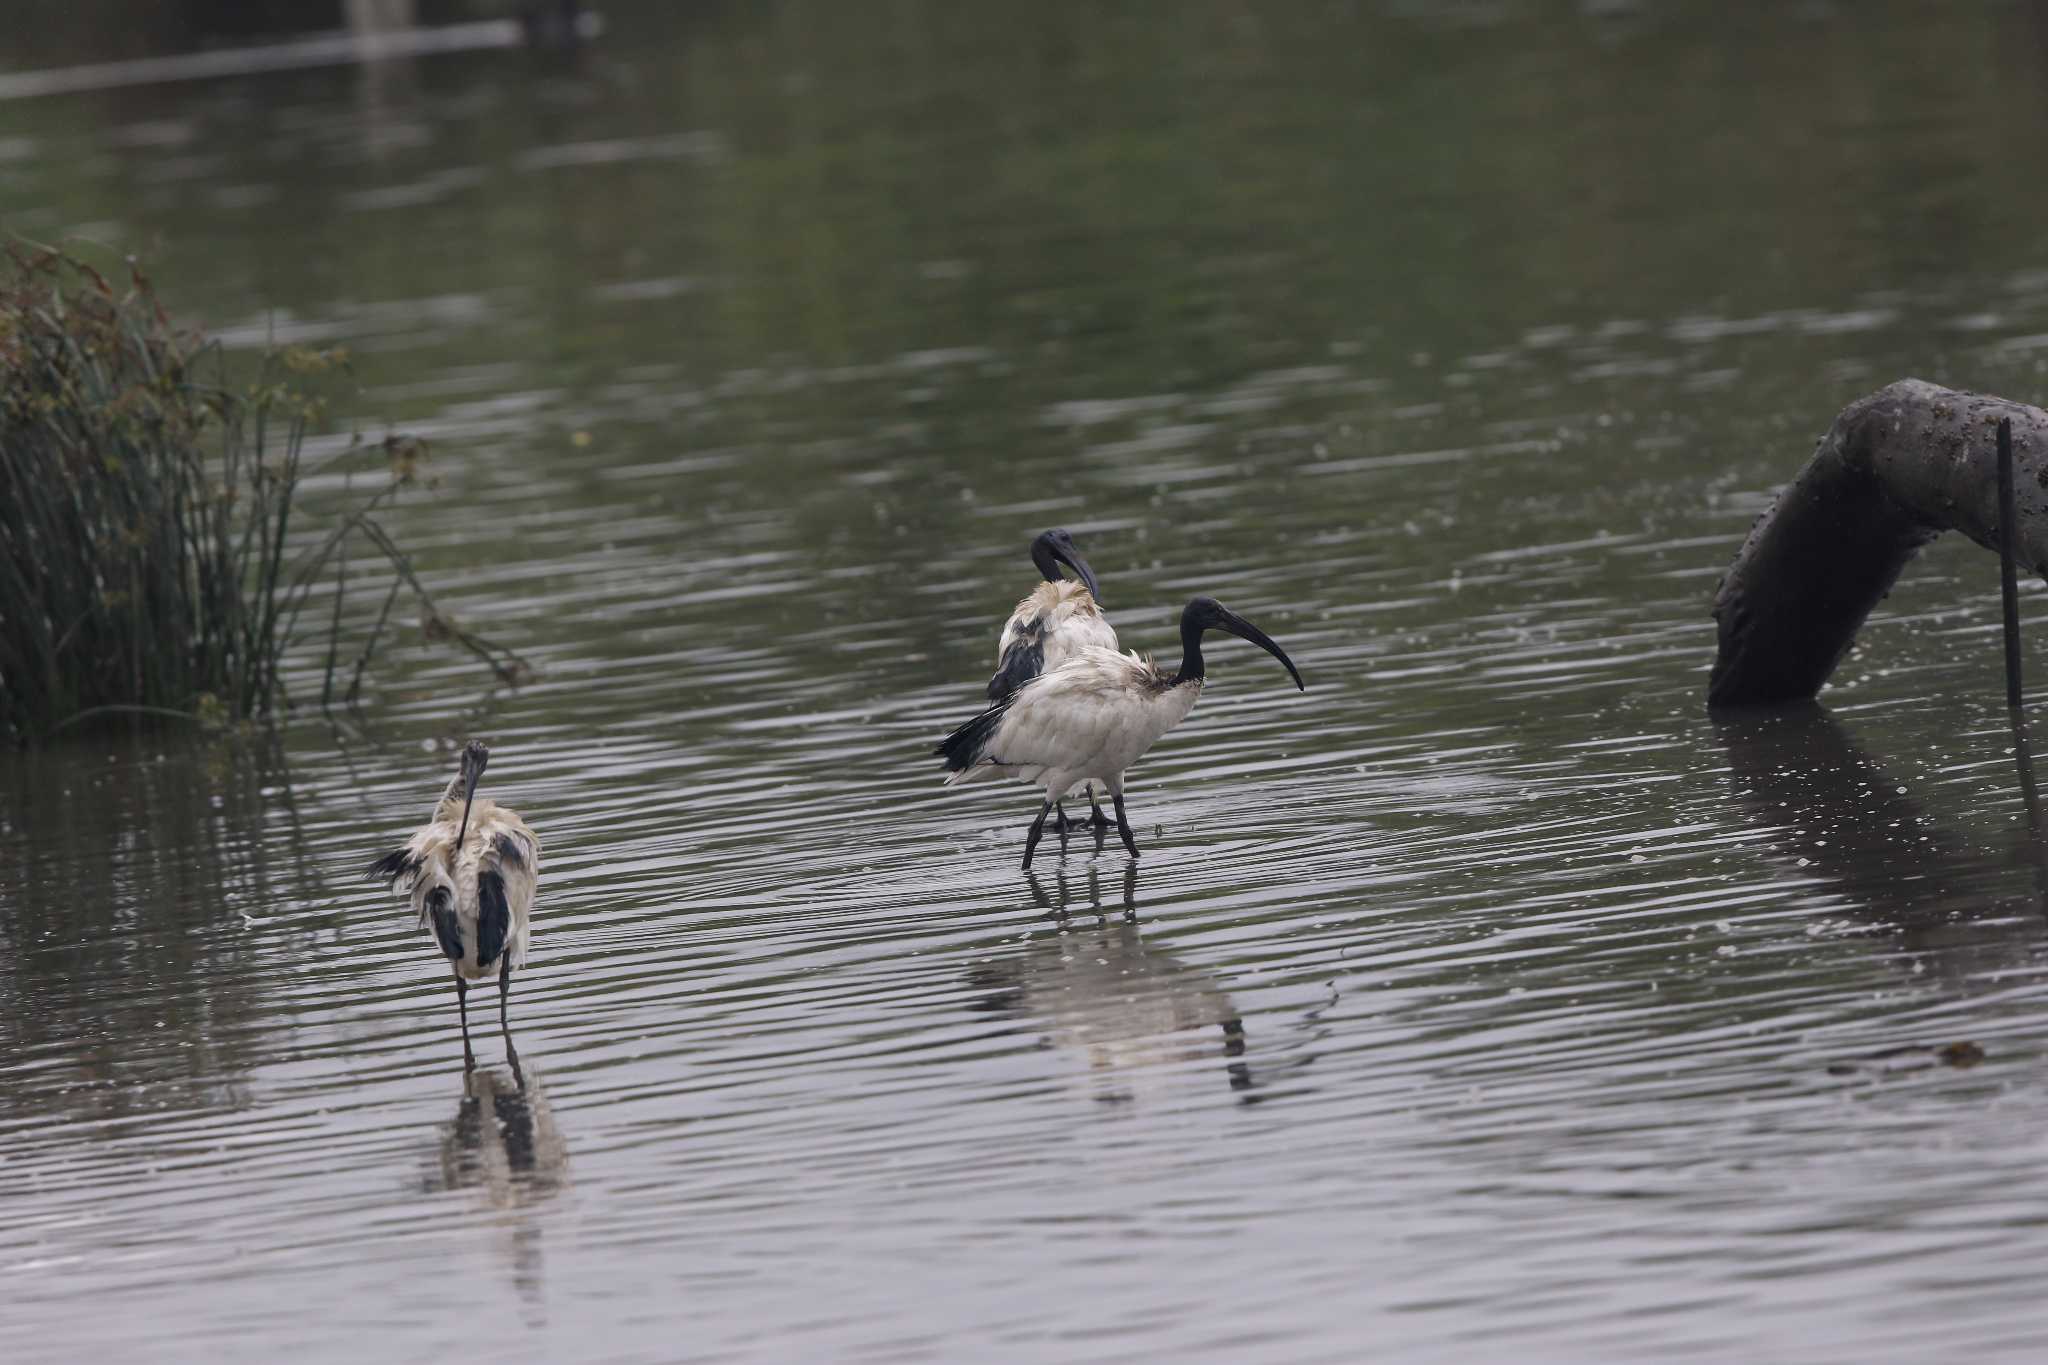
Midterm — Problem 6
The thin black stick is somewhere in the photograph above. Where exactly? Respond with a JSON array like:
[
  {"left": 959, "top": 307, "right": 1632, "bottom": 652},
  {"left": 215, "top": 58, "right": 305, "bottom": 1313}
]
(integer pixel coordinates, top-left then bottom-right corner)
[{"left": 1999, "top": 416, "right": 2023, "bottom": 708}]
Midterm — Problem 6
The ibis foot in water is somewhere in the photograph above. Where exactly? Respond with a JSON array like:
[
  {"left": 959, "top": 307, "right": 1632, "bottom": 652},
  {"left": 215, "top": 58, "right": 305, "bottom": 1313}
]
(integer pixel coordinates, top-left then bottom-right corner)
[
  {"left": 1022, "top": 803, "right": 1116, "bottom": 869},
  {"left": 1069, "top": 785, "right": 1113, "bottom": 829},
  {"left": 1054, "top": 800, "right": 1115, "bottom": 834},
  {"left": 368, "top": 740, "right": 541, "bottom": 1070},
  {"left": 936, "top": 596, "right": 1306, "bottom": 868}
]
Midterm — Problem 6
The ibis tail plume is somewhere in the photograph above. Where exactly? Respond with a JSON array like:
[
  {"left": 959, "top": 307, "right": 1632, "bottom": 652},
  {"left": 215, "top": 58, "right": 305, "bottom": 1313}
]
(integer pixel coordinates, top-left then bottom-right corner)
[
  {"left": 369, "top": 740, "right": 541, "bottom": 1069},
  {"left": 989, "top": 528, "right": 1119, "bottom": 832},
  {"left": 939, "top": 596, "right": 1305, "bottom": 869}
]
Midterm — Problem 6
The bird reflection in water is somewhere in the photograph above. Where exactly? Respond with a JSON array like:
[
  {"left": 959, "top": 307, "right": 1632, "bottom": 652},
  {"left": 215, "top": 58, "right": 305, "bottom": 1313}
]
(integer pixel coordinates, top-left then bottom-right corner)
[
  {"left": 420, "top": 1055, "right": 569, "bottom": 1316},
  {"left": 966, "top": 863, "right": 1255, "bottom": 1100},
  {"left": 1715, "top": 702, "right": 2048, "bottom": 983}
]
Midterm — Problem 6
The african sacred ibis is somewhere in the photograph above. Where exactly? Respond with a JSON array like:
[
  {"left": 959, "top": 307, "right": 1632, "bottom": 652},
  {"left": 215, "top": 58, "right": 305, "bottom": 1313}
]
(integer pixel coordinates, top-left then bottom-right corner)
[
  {"left": 369, "top": 740, "right": 541, "bottom": 1068},
  {"left": 989, "top": 528, "right": 1118, "bottom": 830},
  {"left": 938, "top": 596, "right": 1305, "bottom": 869},
  {"left": 990, "top": 529, "right": 1114, "bottom": 698}
]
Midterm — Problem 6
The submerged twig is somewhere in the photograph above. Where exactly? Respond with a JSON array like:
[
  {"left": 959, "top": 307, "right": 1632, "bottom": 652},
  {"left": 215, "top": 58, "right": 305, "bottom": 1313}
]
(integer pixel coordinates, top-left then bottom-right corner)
[
  {"left": 348, "top": 578, "right": 405, "bottom": 709},
  {"left": 50, "top": 703, "right": 203, "bottom": 733},
  {"left": 2000, "top": 416, "right": 2023, "bottom": 708}
]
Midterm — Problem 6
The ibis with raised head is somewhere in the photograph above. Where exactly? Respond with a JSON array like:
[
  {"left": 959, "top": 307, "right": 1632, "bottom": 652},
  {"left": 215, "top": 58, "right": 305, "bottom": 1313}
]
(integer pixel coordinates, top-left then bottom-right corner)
[
  {"left": 369, "top": 740, "right": 541, "bottom": 1068},
  {"left": 938, "top": 596, "right": 1305, "bottom": 869},
  {"left": 989, "top": 528, "right": 1119, "bottom": 830}
]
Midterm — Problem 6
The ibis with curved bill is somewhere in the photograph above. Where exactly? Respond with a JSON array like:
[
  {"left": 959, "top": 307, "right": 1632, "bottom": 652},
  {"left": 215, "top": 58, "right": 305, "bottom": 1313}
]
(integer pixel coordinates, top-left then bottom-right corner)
[
  {"left": 989, "top": 528, "right": 1115, "bottom": 700},
  {"left": 939, "top": 596, "right": 1305, "bottom": 868},
  {"left": 368, "top": 740, "right": 541, "bottom": 1069}
]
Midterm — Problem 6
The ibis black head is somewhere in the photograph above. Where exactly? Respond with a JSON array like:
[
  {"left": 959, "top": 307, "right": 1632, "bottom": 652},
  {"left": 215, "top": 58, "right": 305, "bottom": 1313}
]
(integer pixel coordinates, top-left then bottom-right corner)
[
  {"left": 1029, "top": 528, "right": 1102, "bottom": 602},
  {"left": 1178, "top": 596, "right": 1305, "bottom": 691}
]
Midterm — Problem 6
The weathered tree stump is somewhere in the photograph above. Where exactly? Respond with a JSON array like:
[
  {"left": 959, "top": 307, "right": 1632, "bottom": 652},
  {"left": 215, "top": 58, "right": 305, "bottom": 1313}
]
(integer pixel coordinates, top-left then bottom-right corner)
[{"left": 1709, "top": 379, "right": 2048, "bottom": 707}]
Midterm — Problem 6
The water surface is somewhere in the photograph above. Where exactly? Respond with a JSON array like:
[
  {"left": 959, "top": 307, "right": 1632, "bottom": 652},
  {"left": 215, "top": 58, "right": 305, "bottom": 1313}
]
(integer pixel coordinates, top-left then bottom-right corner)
[{"left": 8, "top": 3, "right": 2048, "bottom": 1360}]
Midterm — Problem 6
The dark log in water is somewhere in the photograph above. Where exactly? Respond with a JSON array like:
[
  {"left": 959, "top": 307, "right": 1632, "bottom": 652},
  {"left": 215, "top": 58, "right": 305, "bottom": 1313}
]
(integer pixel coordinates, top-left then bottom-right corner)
[{"left": 1709, "top": 378, "right": 2048, "bottom": 707}]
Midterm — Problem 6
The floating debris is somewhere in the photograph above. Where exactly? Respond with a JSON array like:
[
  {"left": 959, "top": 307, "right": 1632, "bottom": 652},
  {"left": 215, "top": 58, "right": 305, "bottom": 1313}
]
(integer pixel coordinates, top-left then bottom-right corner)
[{"left": 1827, "top": 1041, "right": 1986, "bottom": 1076}]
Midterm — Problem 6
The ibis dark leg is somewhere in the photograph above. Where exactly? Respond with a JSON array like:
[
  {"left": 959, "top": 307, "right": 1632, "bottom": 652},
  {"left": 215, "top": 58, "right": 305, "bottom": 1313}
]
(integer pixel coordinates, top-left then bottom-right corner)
[
  {"left": 1020, "top": 798, "right": 1056, "bottom": 870},
  {"left": 1053, "top": 802, "right": 1073, "bottom": 836},
  {"left": 455, "top": 974, "right": 475, "bottom": 1071},
  {"left": 1088, "top": 784, "right": 1113, "bottom": 829},
  {"left": 1111, "top": 791, "right": 1140, "bottom": 859},
  {"left": 499, "top": 962, "right": 520, "bottom": 1070}
]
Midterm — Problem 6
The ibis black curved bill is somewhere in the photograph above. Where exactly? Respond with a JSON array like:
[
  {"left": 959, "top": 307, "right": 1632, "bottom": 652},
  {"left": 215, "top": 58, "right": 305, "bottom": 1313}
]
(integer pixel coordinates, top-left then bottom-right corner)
[
  {"left": 455, "top": 772, "right": 480, "bottom": 850},
  {"left": 455, "top": 739, "right": 490, "bottom": 849},
  {"left": 1217, "top": 607, "right": 1305, "bottom": 691},
  {"left": 1058, "top": 545, "right": 1101, "bottom": 601}
]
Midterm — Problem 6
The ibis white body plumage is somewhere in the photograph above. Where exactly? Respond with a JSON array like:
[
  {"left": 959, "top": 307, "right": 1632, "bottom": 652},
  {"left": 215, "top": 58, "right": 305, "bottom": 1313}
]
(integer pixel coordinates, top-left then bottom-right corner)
[
  {"left": 371, "top": 740, "right": 540, "bottom": 1067},
  {"left": 389, "top": 798, "right": 539, "bottom": 981},
  {"left": 940, "top": 596, "right": 1305, "bottom": 868},
  {"left": 993, "top": 579, "right": 1120, "bottom": 697},
  {"left": 950, "top": 647, "right": 1201, "bottom": 803}
]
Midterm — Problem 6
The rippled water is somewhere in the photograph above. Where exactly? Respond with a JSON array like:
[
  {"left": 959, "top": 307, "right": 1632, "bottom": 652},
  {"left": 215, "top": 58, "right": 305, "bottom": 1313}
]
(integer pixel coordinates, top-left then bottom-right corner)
[{"left": 11, "top": 2, "right": 2048, "bottom": 1360}]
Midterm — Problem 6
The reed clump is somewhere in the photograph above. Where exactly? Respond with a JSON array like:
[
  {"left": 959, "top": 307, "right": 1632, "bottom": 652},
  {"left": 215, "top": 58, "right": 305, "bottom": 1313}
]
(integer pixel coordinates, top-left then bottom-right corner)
[{"left": 0, "top": 244, "right": 523, "bottom": 743}]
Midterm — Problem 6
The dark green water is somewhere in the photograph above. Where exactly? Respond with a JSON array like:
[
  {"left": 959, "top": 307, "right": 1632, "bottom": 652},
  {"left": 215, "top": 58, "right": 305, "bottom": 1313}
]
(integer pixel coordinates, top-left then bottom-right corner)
[{"left": 9, "top": 3, "right": 2048, "bottom": 1359}]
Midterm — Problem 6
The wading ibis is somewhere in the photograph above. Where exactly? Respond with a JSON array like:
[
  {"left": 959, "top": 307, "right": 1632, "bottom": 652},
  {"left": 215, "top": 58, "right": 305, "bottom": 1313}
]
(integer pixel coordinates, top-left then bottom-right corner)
[
  {"left": 938, "top": 596, "right": 1304, "bottom": 869},
  {"left": 989, "top": 528, "right": 1119, "bottom": 831},
  {"left": 369, "top": 740, "right": 541, "bottom": 1068}
]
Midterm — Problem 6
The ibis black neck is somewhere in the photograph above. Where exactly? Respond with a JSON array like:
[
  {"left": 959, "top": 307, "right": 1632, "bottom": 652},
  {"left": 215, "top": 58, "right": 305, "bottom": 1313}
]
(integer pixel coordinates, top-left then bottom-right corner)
[
  {"left": 1030, "top": 536, "right": 1063, "bottom": 584},
  {"left": 1173, "top": 616, "right": 1208, "bottom": 687},
  {"left": 1164, "top": 597, "right": 1304, "bottom": 692}
]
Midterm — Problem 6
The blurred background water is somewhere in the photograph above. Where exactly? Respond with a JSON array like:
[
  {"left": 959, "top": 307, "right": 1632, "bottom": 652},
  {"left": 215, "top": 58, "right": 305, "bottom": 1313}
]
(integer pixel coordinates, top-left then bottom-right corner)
[{"left": 9, "top": 1, "right": 2048, "bottom": 1359}]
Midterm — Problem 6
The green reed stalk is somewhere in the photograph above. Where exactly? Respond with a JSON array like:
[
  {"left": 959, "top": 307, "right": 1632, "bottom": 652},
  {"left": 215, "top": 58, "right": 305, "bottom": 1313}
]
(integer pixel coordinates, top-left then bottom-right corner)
[{"left": 0, "top": 244, "right": 525, "bottom": 743}]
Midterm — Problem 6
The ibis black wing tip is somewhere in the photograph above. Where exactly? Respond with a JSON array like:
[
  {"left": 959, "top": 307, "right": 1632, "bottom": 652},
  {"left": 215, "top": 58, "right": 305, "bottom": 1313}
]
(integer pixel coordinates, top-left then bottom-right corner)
[
  {"left": 367, "top": 848, "right": 418, "bottom": 884},
  {"left": 937, "top": 698, "right": 1011, "bottom": 772},
  {"left": 493, "top": 831, "right": 530, "bottom": 871}
]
